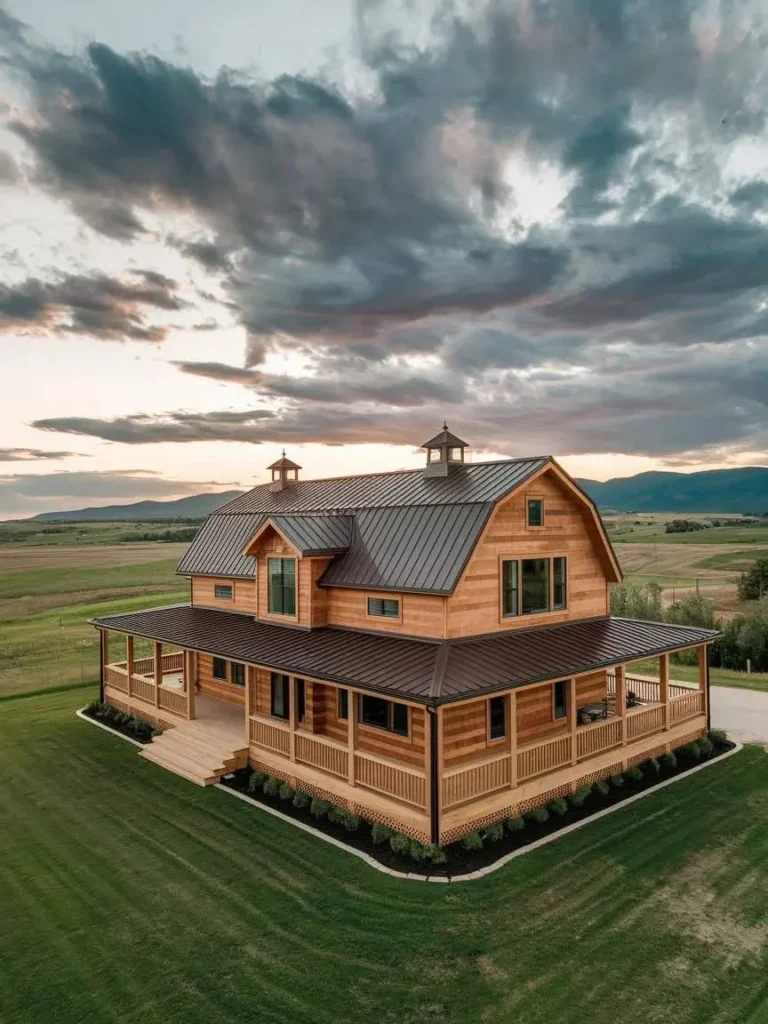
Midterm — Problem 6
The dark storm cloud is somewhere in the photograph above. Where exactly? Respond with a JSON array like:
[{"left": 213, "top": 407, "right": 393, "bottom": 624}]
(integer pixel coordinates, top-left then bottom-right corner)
[
  {"left": 6, "top": 0, "right": 768, "bottom": 461},
  {"left": 0, "top": 270, "right": 184, "bottom": 339},
  {"left": 0, "top": 447, "right": 81, "bottom": 461}
]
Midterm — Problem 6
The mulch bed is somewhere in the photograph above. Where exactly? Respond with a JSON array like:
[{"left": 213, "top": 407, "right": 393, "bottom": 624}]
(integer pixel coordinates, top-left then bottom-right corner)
[
  {"left": 220, "top": 738, "right": 736, "bottom": 878},
  {"left": 82, "top": 706, "right": 155, "bottom": 745}
]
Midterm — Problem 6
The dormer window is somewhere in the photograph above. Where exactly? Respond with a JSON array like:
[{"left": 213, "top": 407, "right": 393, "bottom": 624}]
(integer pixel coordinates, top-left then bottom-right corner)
[{"left": 268, "top": 557, "right": 296, "bottom": 616}]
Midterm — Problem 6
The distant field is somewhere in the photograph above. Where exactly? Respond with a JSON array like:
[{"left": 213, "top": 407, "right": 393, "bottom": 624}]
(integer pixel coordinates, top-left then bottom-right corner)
[
  {"left": 629, "top": 658, "right": 768, "bottom": 694},
  {"left": 693, "top": 549, "right": 768, "bottom": 571},
  {"left": 0, "top": 540, "right": 187, "bottom": 697},
  {"left": 0, "top": 519, "right": 199, "bottom": 547}
]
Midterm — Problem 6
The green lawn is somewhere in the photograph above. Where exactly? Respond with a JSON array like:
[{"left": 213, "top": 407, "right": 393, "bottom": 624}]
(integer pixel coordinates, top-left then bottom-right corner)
[
  {"left": 2, "top": 690, "right": 768, "bottom": 1024},
  {"left": 694, "top": 549, "right": 768, "bottom": 571},
  {"left": 629, "top": 658, "right": 768, "bottom": 694}
]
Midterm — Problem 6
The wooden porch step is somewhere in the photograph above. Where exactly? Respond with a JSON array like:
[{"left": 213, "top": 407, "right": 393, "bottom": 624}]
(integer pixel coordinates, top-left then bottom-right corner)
[
  {"left": 139, "top": 746, "right": 219, "bottom": 786},
  {"left": 138, "top": 724, "right": 248, "bottom": 786}
]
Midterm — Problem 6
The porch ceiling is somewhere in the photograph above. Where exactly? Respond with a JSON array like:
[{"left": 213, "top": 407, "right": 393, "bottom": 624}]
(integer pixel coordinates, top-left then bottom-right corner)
[{"left": 91, "top": 605, "right": 718, "bottom": 705}]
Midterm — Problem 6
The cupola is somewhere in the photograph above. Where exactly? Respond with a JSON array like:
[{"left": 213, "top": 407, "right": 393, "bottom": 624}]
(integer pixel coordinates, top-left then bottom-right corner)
[
  {"left": 422, "top": 423, "right": 469, "bottom": 478},
  {"left": 268, "top": 450, "right": 302, "bottom": 492}
]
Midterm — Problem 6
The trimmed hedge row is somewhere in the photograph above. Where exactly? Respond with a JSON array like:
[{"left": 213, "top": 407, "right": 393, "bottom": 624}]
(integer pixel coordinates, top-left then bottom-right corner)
[{"left": 85, "top": 700, "right": 159, "bottom": 743}]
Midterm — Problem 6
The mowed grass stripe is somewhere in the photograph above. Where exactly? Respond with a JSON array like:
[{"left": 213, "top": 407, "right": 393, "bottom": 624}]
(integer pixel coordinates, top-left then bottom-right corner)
[{"left": 3, "top": 690, "right": 768, "bottom": 1024}]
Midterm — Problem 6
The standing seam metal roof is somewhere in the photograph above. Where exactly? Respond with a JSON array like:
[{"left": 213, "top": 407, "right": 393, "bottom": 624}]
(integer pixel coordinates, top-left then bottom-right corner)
[
  {"left": 270, "top": 515, "right": 352, "bottom": 556},
  {"left": 90, "top": 605, "right": 719, "bottom": 705},
  {"left": 176, "top": 457, "right": 550, "bottom": 590}
]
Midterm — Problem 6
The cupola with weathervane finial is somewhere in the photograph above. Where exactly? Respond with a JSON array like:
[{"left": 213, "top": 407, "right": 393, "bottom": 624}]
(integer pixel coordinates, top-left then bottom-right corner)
[
  {"left": 422, "top": 423, "right": 469, "bottom": 477},
  {"left": 268, "top": 450, "right": 302, "bottom": 492}
]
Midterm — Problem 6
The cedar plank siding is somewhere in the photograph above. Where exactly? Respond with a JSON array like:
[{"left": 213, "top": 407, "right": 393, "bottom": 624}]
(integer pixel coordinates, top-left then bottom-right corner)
[
  {"left": 446, "top": 470, "right": 609, "bottom": 639},
  {"left": 325, "top": 588, "right": 446, "bottom": 638},
  {"left": 191, "top": 576, "right": 256, "bottom": 615},
  {"left": 196, "top": 653, "right": 246, "bottom": 706},
  {"left": 442, "top": 670, "right": 607, "bottom": 767}
]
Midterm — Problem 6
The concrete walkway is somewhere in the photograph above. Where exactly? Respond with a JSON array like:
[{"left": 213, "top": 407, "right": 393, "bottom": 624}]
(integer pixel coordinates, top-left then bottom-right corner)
[{"left": 710, "top": 686, "right": 768, "bottom": 744}]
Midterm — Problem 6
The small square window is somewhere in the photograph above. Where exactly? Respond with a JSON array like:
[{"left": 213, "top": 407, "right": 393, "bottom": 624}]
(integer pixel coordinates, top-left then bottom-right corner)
[
  {"left": 231, "top": 662, "right": 245, "bottom": 686},
  {"left": 489, "top": 695, "right": 506, "bottom": 739},
  {"left": 212, "top": 657, "right": 227, "bottom": 680},
  {"left": 527, "top": 499, "right": 543, "bottom": 528},
  {"left": 338, "top": 689, "right": 349, "bottom": 720},
  {"left": 214, "top": 583, "right": 233, "bottom": 600},
  {"left": 367, "top": 597, "right": 400, "bottom": 618}
]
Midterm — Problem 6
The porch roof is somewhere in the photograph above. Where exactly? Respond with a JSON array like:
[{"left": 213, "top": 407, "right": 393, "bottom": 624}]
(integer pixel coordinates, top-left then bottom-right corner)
[{"left": 91, "top": 606, "right": 718, "bottom": 705}]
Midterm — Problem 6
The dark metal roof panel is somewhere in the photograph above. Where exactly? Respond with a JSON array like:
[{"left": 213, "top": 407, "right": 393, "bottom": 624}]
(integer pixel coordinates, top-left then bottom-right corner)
[
  {"left": 320, "top": 503, "right": 492, "bottom": 593},
  {"left": 271, "top": 514, "right": 352, "bottom": 556},
  {"left": 91, "top": 605, "right": 438, "bottom": 700},
  {"left": 176, "top": 513, "right": 265, "bottom": 578},
  {"left": 439, "top": 617, "right": 720, "bottom": 701},
  {"left": 217, "top": 457, "right": 550, "bottom": 515}
]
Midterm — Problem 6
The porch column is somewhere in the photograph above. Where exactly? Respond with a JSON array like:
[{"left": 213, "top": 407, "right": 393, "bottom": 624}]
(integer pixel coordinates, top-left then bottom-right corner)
[
  {"left": 509, "top": 690, "right": 517, "bottom": 789},
  {"left": 436, "top": 705, "right": 444, "bottom": 816},
  {"left": 244, "top": 665, "right": 253, "bottom": 745},
  {"left": 347, "top": 691, "right": 357, "bottom": 786},
  {"left": 100, "top": 629, "right": 108, "bottom": 702},
  {"left": 184, "top": 650, "right": 196, "bottom": 720},
  {"left": 615, "top": 664, "right": 627, "bottom": 745},
  {"left": 288, "top": 676, "right": 297, "bottom": 762},
  {"left": 697, "top": 644, "right": 708, "bottom": 719},
  {"left": 154, "top": 641, "right": 162, "bottom": 708},
  {"left": 423, "top": 706, "right": 432, "bottom": 820},
  {"left": 568, "top": 676, "right": 577, "bottom": 764},
  {"left": 126, "top": 635, "right": 134, "bottom": 699},
  {"left": 659, "top": 653, "right": 670, "bottom": 730}
]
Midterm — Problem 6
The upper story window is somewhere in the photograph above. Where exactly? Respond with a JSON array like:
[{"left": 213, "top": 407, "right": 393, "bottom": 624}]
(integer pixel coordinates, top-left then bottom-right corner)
[
  {"left": 489, "top": 695, "right": 506, "bottom": 740},
  {"left": 367, "top": 597, "right": 400, "bottom": 618},
  {"left": 527, "top": 499, "right": 543, "bottom": 528},
  {"left": 267, "top": 557, "right": 296, "bottom": 616},
  {"left": 359, "top": 695, "right": 409, "bottom": 737},
  {"left": 271, "top": 672, "right": 290, "bottom": 719},
  {"left": 501, "top": 557, "right": 567, "bottom": 617},
  {"left": 214, "top": 583, "right": 233, "bottom": 600}
]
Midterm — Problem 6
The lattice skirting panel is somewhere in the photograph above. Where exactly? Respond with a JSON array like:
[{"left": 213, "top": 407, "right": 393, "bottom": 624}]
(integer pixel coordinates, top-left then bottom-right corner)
[
  {"left": 249, "top": 759, "right": 430, "bottom": 844},
  {"left": 104, "top": 695, "right": 175, "bottom": 732}
]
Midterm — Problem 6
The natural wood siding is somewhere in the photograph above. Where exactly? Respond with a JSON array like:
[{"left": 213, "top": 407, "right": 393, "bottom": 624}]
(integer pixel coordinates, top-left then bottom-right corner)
[
  {"left": 357, "top": 706, "right": 425, "bottom": 768},
  {"left": 576, "top": 669, "right": 607, "bottom": 706},
  {"left": 446, "top": 469, "right": 610, "bottom": 638},
  {"left": 191, "top": 576, "right": 256, "bottom": 615},
  {"left": 325, "top": 588, "right": 446, "bottom": 638},
  {"left": 312, "top": 682, "right": 348, "bottom": 744},
  {"left": 196, "top": 653, "right": 246, "bottom": 706},
  {"left": 442, "top": 699, "right": 492, "bottom": 768}
]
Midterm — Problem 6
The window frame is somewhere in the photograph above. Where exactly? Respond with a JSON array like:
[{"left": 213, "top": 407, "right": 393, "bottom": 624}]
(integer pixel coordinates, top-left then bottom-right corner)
[
  {"left": 296, "top": 678, "right": 306, "bottom": 723},
  {"left": 499, "top": 555, "right": 568, "bottom": 621},
  {"left": 230, "top": 662, "right": 245, "bottom": 687},
  {"left": 270, "top": 672, "right": 290, "bottom": 720},
  {"left": 526, "top": 497, "right": 544, "bottom": 529},
  {"left": 212, "top": 657, "right": 228, "bottom": 681},
  {"left": 488, "top": 694, "right": 507, "bottom": 742},
  {"left": 213, "top": 582, "right": 234, "bottom": 600},
  {"left": 553, "top": 680, "right": 568, "bottom": 720},
  {"left": 365, "top": 593, "right": 402, "bottom": 623},
  {"left": 266, "top": 556, "right": 297, "bottom": 618},
  {"left": 337, "top": 688, "right": 349, "bottom": 721},
  {"left": 358, "top": 694, "right": 410, "bottom": 738}
]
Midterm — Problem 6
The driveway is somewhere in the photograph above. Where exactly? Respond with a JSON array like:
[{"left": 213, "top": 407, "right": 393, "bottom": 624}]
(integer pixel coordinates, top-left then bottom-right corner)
[{"left": 710, "top": 686, "right": 768, "bottom": 745}]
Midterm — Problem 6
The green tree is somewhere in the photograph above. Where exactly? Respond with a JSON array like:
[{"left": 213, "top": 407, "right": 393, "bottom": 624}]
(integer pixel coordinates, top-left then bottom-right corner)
[
  {"left": 610, "top": 580, "right": 663, "bottom": 621},
  {"left": 737, "top": 557, "right": 768, "bottom": 601}
]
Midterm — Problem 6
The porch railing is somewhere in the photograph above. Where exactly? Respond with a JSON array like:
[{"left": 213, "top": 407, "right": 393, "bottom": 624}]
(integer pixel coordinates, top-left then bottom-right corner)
[
  {"left": 517, "top": 734, "right": 571, "bottom": 782},
  {"left": 104, "top": 653, "right": 190, "bottom": 718},
  {"left": 250, "top": 715, "right": 290, "bottom": 756},
  {"left": 607, "top": 673, "right": 692, "bottom": 702},
  {"left": 354, "top": 752, "right": 426, "bottom": 809},
  {"left": 669, "top": 689, "right": 705, "bottom": 724},
  {"left": 577, "top": 716, "right": 622, "bottom": 759},
  {"left": 295, "top": 732, "right": 348, "bottom": 779},
  {"left": 442, "top": 751, "right": 511, "bottom": 810}
]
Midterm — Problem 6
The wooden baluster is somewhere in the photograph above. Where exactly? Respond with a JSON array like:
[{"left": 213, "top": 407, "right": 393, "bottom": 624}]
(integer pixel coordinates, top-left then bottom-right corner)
[
  {"left": 616, "top": 665, "right": 627, "bottom": 746},
  {"left": 154, "top": 641, "right": 162, "bottom": 708}
]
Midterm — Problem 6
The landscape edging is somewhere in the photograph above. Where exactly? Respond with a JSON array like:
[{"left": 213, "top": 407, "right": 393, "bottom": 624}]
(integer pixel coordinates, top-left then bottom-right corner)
[{"left": 75, "top": 707, "right": 744, "bottom": 882}]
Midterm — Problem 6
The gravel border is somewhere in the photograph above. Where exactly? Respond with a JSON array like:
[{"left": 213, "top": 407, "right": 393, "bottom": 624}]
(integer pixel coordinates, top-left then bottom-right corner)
[{"left": 76, "top": 707, "right": 743, "bottom": 882}]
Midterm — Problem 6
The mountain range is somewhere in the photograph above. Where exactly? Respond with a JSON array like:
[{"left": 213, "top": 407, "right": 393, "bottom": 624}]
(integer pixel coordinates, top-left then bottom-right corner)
[{"left": 25, "top": 466, "right": 768, "bottom": 521}]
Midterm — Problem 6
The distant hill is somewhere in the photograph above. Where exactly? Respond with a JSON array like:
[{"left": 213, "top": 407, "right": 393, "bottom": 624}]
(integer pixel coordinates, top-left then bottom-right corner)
[
  {"left": 29, "top": 490, "right": 243, "bottom": 522},
  {"left": 576, "top": 468, "right": 768, "bottom": 513}
]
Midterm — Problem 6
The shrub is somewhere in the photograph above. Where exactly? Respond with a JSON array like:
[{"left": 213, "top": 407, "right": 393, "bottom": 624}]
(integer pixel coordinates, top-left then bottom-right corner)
[
  {"left": 610, "top": 773, "right": 624, "bottom": 789},
  {"left": 709, "top": 728, "right": 728, "bottom": 749},
  {"left": 528, "top": 806, "right": 550, "bottom": 824},
  {"left": 626, "top": 765, "right": 643, "bottom": 782},
  {"left": 310, "top": 797, "right": 330, "bottom": 819},
  {"left": 644, "top": 757, "right": 661, "bottom": 776},
  {"left": 548, "top": 798, "right": 569, "bottom": 817},
  {"left": 292, "top": 791, "right": 310, "bottom": 810},
  {"left": 483, "top": 822, "right": 505, "bottom": 843},
  {"left": 676, "top": 742, "right": 701, "bottom": 764},
  {"left": 661, "top": 752, "right": 677, "bottom": 771},
  {"left": 569, "top": 786, "right": 592, "bottom": 808},
  {"left": 390, "top": 832, "right": 411, "bottom": 855},
  {"left": 505, "top": 816, "right": 525, "bottom": 833},
  {"left": 423, "top": 844, "right": 448, "bottom": 866},
  {"left": 461, "top": 830, "right": 484, "bottom": 851},
  {"left": 341, "top": 811, "right": 361, "bottom": 833},
  {"left": 595, "top": 779, "right": 610, "bottom": 797},
  {"left": 371, "top": 822, "right": 394, "bottom": 845},
  {"left": 697, "top": 736, "right": 714, "bottom": 758},
  {"left": 278, "top": 782, "right": 294, "bottom": 801},
  {"left": 263, "top": 775, "right": 281, "bottom": 797},
  {"left": 327, "top": 805, "right": 347, "bottom": 825},
  {"left": 409, "top": 841, "right": 428, "bottom": 863}
]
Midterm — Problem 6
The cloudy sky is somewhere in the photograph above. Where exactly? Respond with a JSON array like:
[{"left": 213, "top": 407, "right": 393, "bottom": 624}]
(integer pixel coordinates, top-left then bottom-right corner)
[{"left": 2, "top": 0, "right": 768, "bottom": 517}]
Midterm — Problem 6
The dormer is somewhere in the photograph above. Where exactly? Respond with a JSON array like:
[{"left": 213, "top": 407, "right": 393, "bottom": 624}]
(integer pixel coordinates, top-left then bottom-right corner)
[
  {"left": 422, "top": 423, "right": 469, "bottom": 478},
  {"left": 268, "top": 451, "right": 301, "bottom": 492}
]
